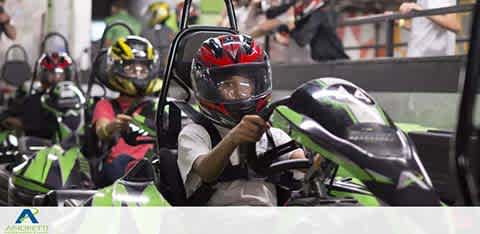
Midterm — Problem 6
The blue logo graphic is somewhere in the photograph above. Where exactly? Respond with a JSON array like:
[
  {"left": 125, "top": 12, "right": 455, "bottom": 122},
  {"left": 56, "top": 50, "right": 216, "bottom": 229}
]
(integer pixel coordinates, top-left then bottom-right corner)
[{"left": 15, "top": 209, "right": 39, "bottom": 224}]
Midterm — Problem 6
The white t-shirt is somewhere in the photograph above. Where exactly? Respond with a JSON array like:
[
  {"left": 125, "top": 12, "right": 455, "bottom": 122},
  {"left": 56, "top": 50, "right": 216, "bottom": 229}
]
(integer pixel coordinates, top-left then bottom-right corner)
[
  {"left": 177, "top": 124, "right": 300, "bottom": 206},
  {"left": 407, "top": 0, "right": 456, "bottom": 57}
]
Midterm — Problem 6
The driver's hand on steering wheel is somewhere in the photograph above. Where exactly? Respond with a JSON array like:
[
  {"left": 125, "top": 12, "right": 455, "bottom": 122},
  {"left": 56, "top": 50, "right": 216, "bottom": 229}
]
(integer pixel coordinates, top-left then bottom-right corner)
[
  {"left": 227, "top": 115, "right": 270, "bottom": 146},
  {"left": 107, "top": 114, "right": 132, "bottom": 134},
  {"left": 97, "top": 114, "right": 133, "bottom": 140},
  {"left": 313, "top": 153, "right": 324, "bottom": 170}
]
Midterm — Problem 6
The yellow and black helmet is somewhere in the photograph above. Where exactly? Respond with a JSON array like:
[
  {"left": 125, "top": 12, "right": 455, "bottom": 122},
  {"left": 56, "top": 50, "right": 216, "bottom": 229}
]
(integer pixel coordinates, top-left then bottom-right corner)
[
  {"left": 104, "top": 36, "right": 163, "bottom": 96},
  {"left": 147, "top": 2, "right": 171, "bottom": 27}
]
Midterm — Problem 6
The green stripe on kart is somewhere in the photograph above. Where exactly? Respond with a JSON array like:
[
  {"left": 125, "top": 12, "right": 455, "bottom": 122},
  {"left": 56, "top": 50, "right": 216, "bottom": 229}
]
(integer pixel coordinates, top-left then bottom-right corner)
[
  {"left": 58, "top": 147, "right": 81, "bottom": 185},
  {"left": 21, "top": 147, "right": 59, "bottom": 184},
  {"left": 11, "top": 176, "right": 50, "bottom": 193},
  {"left": 395, "top": 122, "right": 438, "bottom": 133}
]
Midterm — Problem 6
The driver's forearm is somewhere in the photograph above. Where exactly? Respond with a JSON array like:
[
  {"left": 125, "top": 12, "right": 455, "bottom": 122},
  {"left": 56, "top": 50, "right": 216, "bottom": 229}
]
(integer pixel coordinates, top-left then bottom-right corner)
[
  {"left": 193, "top": 135, "right": 238, "bottom": 183},
  {"left": 428, "top": 14, "right": 461, "bottom": 33}
]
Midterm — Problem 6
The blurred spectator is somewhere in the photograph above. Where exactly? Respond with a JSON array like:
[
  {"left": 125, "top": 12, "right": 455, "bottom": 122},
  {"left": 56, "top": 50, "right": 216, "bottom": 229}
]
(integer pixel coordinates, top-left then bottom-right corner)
[
  {"left": 0, "top": 0, "right": 16, "bottom": 40},
  {"left": 399, "top": 0, "right": 460, "bottom": 57},
  {"left": 218, "top": 0, "right": 252, "bottom": 30},
  {"left": 249, "top": 0, "right": 348, "bottom": 62},
  {"left": 218, "top": 0, "right": 313, "bottom": 64},
  {"left": 141, "top": 2, "right": 175, "bottom": 66},
  {"left": 175, "top": 2, "right": 200, "bottom": 28},
  {"left": 104, "top": 0, "right": 142, "bottom": 47}
]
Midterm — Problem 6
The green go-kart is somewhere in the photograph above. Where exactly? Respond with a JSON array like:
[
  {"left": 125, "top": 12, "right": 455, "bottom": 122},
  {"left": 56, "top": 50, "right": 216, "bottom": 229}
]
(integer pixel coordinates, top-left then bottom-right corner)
[
  {"left": 30, "top": 21, "right": 171, "bottom": 207},
  {"left": 150, "top": 0, "right": 441, "bottom": 206},
  {"left": 32, "top": 98, "right": 171, "bottom": 207},
  {"left": 7, "top": 81, "right": 91, "bottom": 206},
  {"left": 256, "top": 78, "right": 440, "bottom": 206}
]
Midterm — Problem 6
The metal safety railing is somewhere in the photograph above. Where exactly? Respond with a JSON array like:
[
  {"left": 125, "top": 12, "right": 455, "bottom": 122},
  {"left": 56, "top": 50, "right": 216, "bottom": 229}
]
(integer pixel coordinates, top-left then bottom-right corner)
[{"left": 339, "top": 4, "right": 475, "bottom": 57}]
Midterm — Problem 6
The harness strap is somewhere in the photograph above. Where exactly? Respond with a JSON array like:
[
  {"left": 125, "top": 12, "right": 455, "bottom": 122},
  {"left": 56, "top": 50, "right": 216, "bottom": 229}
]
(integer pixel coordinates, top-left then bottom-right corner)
[{"left": 172, "top": 101, "right": 285, "bottom": 205}]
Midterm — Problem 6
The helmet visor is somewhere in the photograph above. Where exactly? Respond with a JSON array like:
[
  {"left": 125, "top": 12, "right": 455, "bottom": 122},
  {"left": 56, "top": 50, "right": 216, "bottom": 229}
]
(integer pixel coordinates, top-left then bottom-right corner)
[
  {"left": 194, "top": 62, "right": 272, "bottom": 103},
  {"left": 43, "top": 67, "right": 66, "bottom": 84},
  {"left": 114, "top": 60, "right": 153, "bottom": 80},
  {"left": 123, "top": 62, "right": 150, "bottom": 79}
]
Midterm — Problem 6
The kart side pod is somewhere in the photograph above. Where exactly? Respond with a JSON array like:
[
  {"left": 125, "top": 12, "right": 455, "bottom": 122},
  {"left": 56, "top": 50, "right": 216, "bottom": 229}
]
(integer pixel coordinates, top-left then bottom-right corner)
[{"left": 270, "top": 78, "right": 440, "bottom": 206}]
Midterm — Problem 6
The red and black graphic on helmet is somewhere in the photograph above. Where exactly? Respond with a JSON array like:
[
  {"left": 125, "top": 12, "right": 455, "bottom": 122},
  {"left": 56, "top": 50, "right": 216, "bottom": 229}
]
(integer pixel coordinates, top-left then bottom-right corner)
[
  {"left": 197, "top": 35, "right": 264, "bottom": 67},
  {"left": 40, "top": 52, "right": 72, "bottom": 71},
  {"left": 256, "top": 94, "right": 271, "bottom": 113},
  {"left": 199, "top": 99, "right": 230, "bottom": 116}
]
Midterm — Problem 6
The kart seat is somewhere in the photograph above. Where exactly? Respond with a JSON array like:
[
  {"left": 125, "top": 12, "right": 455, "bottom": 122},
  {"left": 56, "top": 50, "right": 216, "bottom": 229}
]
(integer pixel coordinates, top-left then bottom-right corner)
[
  {"left": 1, "top": 45, "right": 32, "bottom": 87},
  {"left": 170, "top": 26, "right": 236, "bottom": 88}
]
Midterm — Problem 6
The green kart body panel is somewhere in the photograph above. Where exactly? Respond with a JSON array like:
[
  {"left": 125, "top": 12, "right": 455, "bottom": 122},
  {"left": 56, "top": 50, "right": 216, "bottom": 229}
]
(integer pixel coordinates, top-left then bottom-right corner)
[
  {"left": 91, "top": 180, "right": 170, "bottom": 207},
  {"left": 89, "top": 159, "right": 170, "bottom": 207},
  {"left": 271, "top": 106, "right": 381, "bottom": 206},
  {"left": 11, "top": 145, "right": 87, "bottom": 193},
  {"left": 267, "top": 78, "right": 440, "bottom": 206}
]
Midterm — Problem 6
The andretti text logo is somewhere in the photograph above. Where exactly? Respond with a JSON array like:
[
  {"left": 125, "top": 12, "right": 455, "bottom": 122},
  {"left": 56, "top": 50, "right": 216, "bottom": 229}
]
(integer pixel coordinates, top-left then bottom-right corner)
[{"left": 4, "top": 209, "right": 48, "bottom": 234}]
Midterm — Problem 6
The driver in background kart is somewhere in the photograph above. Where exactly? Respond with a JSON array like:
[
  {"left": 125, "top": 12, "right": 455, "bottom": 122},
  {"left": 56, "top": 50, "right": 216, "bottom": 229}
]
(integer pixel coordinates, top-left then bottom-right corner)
[
  {"left": 0, "top": 52, "right": 74, "bottom": 140},
  {"left": 93, "top": 36, "right": 163, "bottom": 185},
  {"left": 178, "top": 34, "right": 307, "bottom": 206}
]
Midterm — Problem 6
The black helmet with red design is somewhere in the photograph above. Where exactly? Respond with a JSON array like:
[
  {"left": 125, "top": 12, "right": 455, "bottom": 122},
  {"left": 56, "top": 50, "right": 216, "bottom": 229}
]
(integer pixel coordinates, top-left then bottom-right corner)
[
  {"left": 191, "top": 34, "right": 272, "bottom": 128},
  {"left": 37, "top": 52, "right": 74, "bottom": 86}
]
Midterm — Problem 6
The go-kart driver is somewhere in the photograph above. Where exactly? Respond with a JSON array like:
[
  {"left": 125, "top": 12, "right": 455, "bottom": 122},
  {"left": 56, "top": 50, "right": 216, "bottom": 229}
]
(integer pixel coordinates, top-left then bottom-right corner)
[
  {"left": 178, "top": 34, "right": 307, "bottom": 206},
  {"left": 0, "top": 52, "right": 74, "bottom": 140},
  {"left": 93, "top": 35, "right": 163, "bottom": 185}
]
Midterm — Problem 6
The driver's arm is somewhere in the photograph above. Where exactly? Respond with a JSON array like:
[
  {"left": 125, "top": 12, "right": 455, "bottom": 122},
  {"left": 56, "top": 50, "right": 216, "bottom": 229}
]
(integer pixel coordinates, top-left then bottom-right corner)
[
  {"left": 95, "top": 114, "right": 132, "bottom": 141},
  {"left": 187, "top": 115, "right": 268, "bottom": 183}
]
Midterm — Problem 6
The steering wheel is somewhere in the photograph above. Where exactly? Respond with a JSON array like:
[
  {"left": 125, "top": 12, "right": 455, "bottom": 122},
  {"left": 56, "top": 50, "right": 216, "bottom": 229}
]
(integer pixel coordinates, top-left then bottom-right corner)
[
  {"left": 120, "top": 100, "right": 156, "bottom": 146},
  {"left": 239, "top": 97, "right": 312, "bottom": 176}
]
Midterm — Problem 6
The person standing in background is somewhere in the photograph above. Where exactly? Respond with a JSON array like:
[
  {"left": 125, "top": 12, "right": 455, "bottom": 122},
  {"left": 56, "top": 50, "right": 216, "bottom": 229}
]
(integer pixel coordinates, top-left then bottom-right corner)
[
  {"left": 0, "top": 0, "right": 16, "bottom": 40},
  {"left": 104, "top": 0, "right": 142, "bottom": 47},
  {"left": 399, "top": 0, "right": 461, "bottom": 57},
  {"left": 249, "top": 0, "right": 347, "bottom": 62},
  {"left": 141, "top": 2, "right": 175, "bottom": 67}
]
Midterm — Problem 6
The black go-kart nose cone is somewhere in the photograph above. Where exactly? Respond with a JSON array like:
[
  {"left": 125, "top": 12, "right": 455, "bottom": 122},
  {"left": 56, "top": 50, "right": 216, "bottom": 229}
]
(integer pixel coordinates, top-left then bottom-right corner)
[{"left": 122, "top": 159, "right": 155, "bottom": 182}]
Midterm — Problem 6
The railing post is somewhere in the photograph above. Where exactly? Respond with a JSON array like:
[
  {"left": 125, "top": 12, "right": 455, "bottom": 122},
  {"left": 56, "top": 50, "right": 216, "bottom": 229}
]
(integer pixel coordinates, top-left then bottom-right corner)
[
  {"left": 374, "top": 23, "right": 381, "bottom": 57},
  {"left": 385, "top": 19, "right": 395, "bottom": 57}
]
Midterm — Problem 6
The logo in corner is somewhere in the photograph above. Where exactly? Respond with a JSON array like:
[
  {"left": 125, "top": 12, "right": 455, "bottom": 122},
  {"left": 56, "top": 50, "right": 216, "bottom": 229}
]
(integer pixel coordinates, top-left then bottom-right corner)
[
  {"left": 5, "top": 208, "right": 48, "bottom": 234},
  {"left": 15, "top": 208, "right": 39, "bottom": 224}
]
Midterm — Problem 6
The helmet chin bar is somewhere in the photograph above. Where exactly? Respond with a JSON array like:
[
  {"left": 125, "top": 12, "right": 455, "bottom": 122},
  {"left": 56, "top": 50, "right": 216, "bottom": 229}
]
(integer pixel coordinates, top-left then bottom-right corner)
[{"left": 199, "top": 96, "right": 268, "bottom": 129}]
